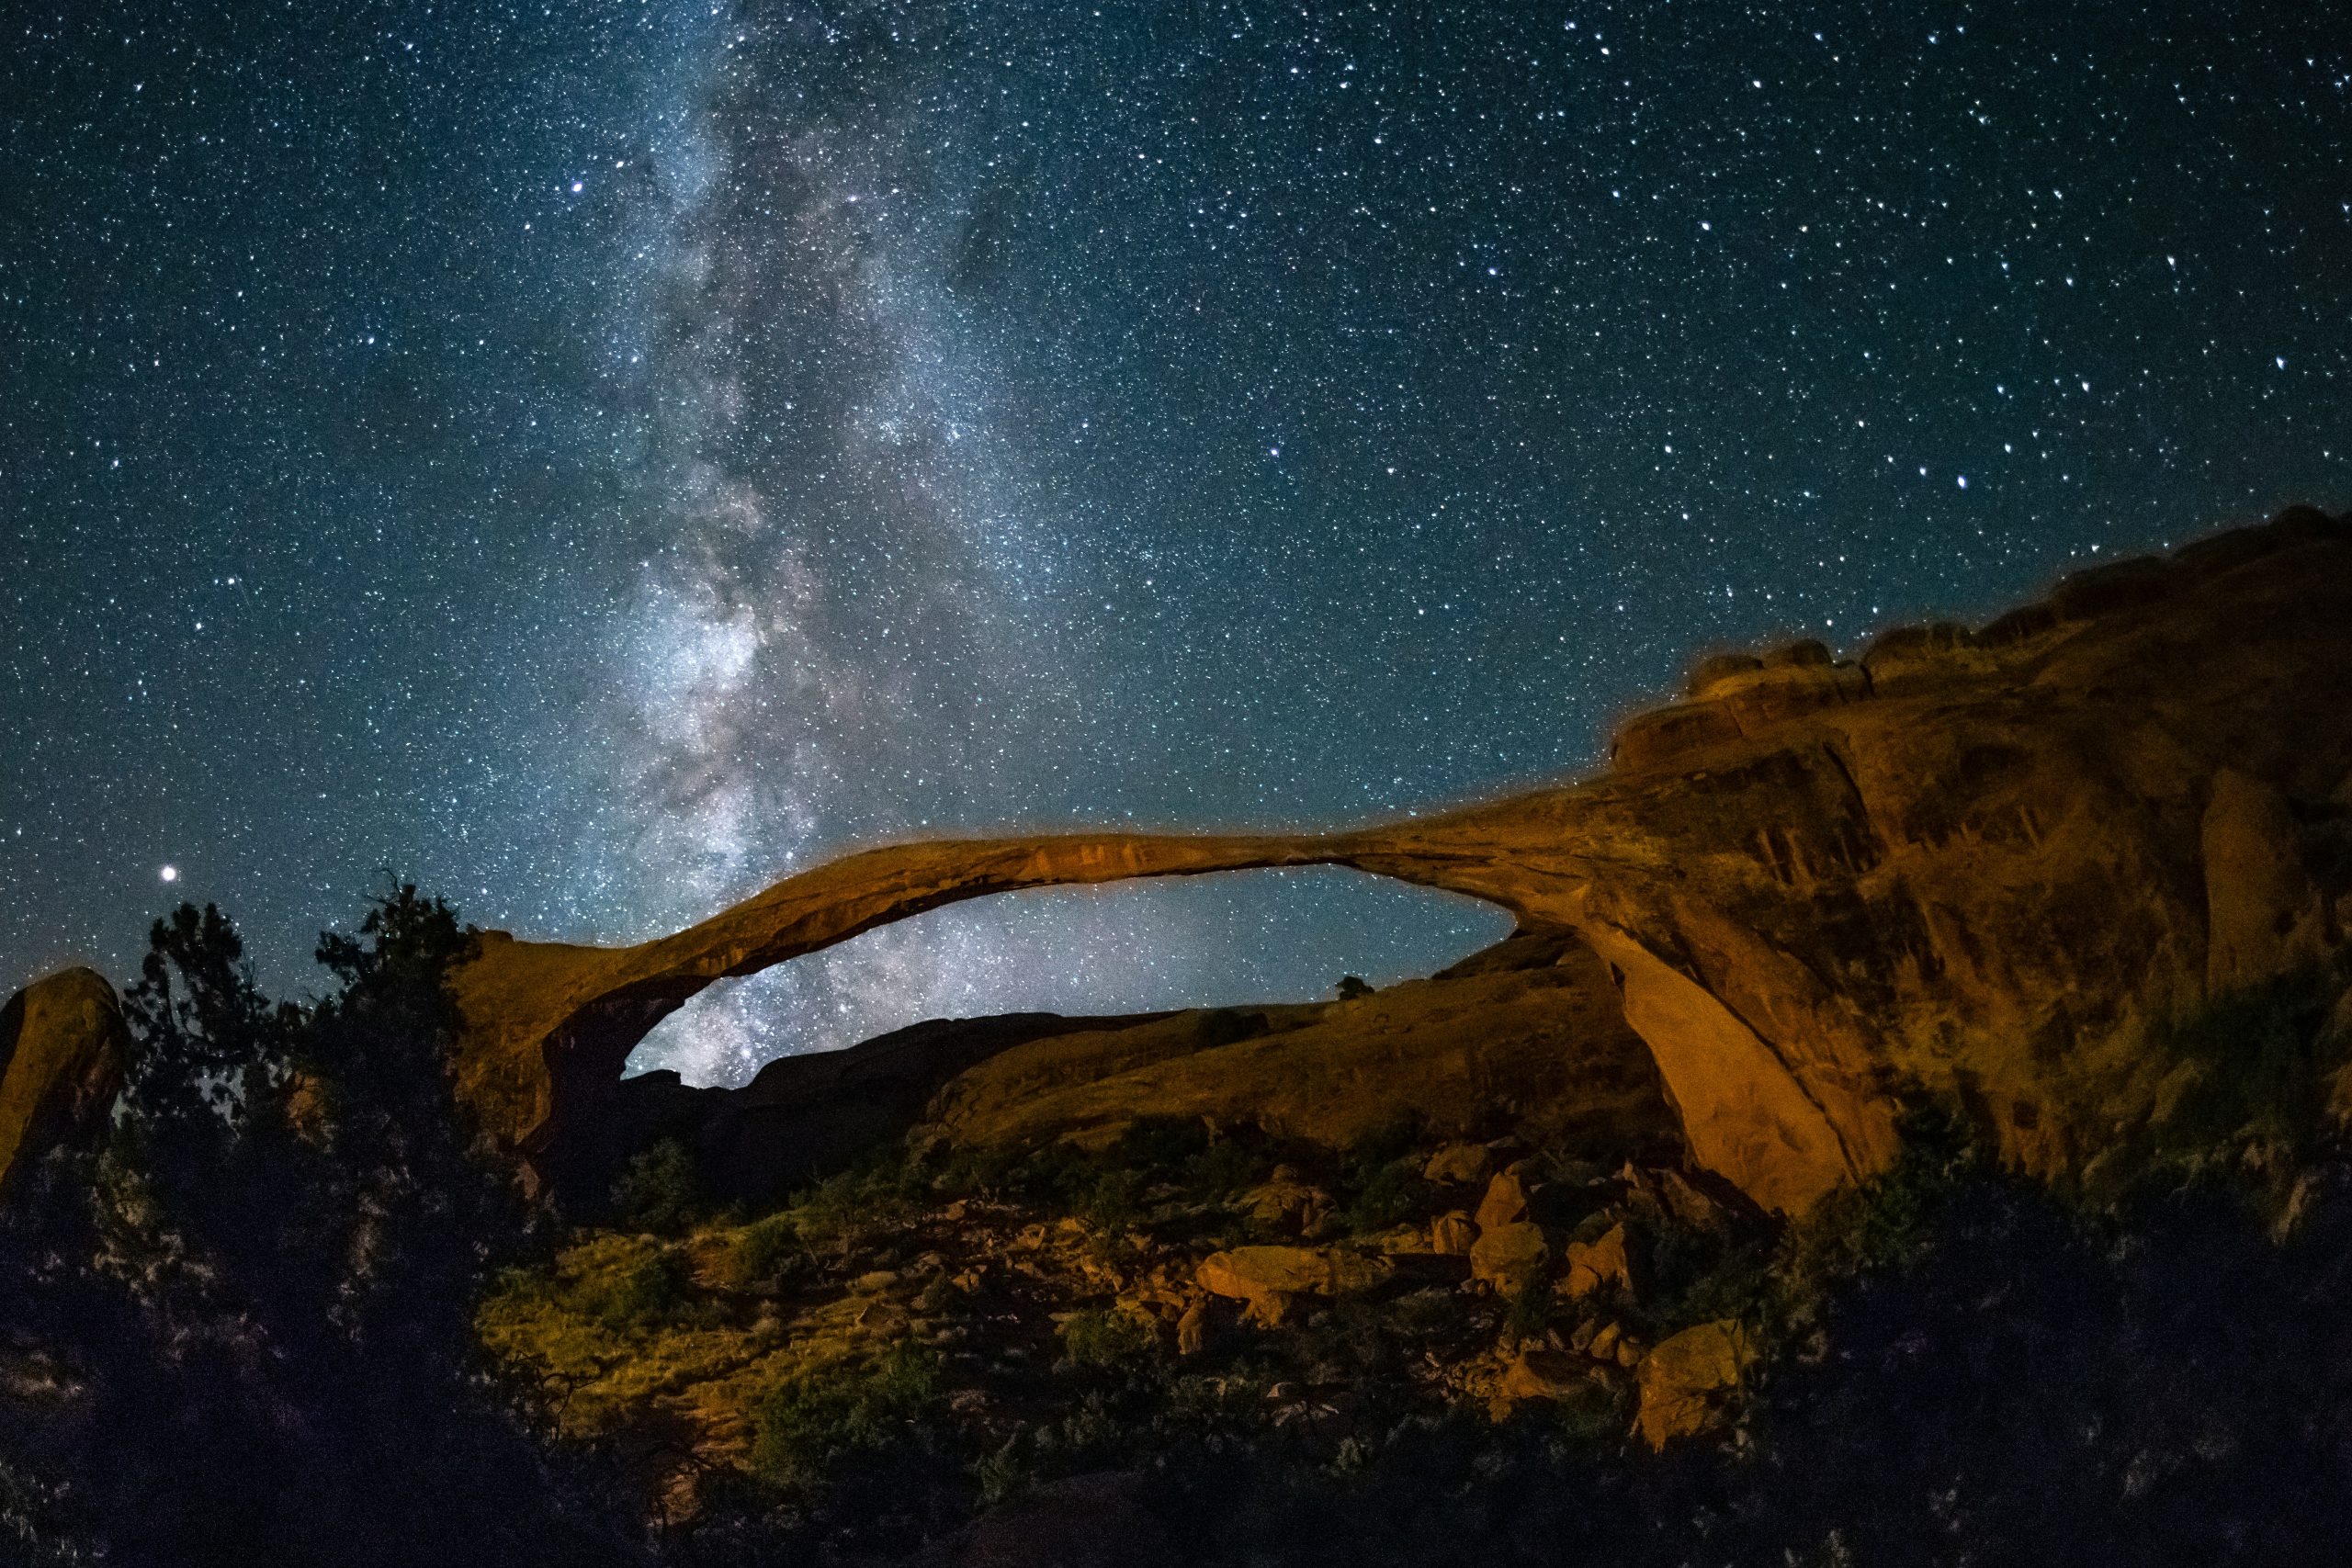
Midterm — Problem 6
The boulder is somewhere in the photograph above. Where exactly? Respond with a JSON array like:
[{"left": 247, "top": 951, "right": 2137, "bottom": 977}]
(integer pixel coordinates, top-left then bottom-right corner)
[
  {"left": 1687, "top": 652, "right": 1764, "bottom": 697},
  {"left": 1469, "top": 1222, "right": 1549, "bottom": 1297},
  {"left": 1634, "top": 1319, "right": 1754, "bottom": 1450},
  {"left": 1422, "top": 1141, "right": 1492, "bottom": 1185},
  {"left": 0, "top": 968, "right": 130, "bottom": 1194},
  {"left": 1654, "top": 1169, "right": 1726, "bottom": 1229},
  {"left": 1236, "top": 1168, "right": 1330, "bottom": 1233},
  {"left": 1176, "top": 1301, "right": 1206, "bottom": 1356},
  {"left": 1196, "top": 1246, "right": 1395, "bottom": 1327},
  {"left": 1561, "top": 1223, "right": 1634, "bottom": 1300},
  {"left": 1498, "top": 1348, "right": 1591, "bottom": 1404},
  {"left": 1430, "top": 1211, "right": 1478, "bottom": 1257},
  {"left": 1474, "top": 1168, "right": 1530, "bottom": 1232},
  {"left": 1609, "top": 698, "right": 1747, "bottom": 772}
]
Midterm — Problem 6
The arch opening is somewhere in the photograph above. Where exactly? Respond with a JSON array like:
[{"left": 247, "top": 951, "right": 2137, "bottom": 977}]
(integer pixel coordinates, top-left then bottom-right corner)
[{"left": 626, "top": 866, "right": 1515, "bottom": 1088}]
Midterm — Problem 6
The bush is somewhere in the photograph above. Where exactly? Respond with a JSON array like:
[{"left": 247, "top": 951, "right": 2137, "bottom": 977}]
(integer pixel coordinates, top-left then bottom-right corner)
[
  {"left": 1773, "top": 1104, "right": 1978, "bottom": 1324},
  {"left": 787, "top": 1167, "right": 914, "bottom": 1250},
  {"left": 725, "top": 1213, "right": 799, "bottom": 1289},
  {"left": 1068, "top": 1168, "right": 1146, "bottom": 1237},
  {"left": 1502, "top": 1271, "right": 1552, "bottom": 1345},
  {"left": 748, "top": 1342, "right": 944, "bottom": 1494},
  {"left": 1059, "top": 1306, "right": 1159, "bottom": 1372},
  {"left": 611, "top": 1138, "right": 700, "bottom": 1234},
  {"left": 1340, "top": 1159, "right": 1432, "bottom": 1235}
]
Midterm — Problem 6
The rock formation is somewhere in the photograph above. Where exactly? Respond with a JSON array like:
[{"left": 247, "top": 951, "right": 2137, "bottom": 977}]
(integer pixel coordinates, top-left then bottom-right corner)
[
  {"left": 5, "top": 507, "right": 2346, "bottom": 1216},
  {"left": 437, "top": 506, "right": 2352, "bottom": 1214},
  {"left": 0, "top": 968, "right": 130, "bottom": 1192}
]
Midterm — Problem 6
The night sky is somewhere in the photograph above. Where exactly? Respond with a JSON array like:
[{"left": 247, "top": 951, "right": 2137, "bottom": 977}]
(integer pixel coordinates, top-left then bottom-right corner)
[{"left": 6, "top": 2, "right": 2348, "bottom": 1083}]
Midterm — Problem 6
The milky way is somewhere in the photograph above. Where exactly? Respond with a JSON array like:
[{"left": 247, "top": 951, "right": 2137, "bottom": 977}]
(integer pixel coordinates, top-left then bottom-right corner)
[{"left": 6, "top": 3, "right": 2348, "bottom": 1084}]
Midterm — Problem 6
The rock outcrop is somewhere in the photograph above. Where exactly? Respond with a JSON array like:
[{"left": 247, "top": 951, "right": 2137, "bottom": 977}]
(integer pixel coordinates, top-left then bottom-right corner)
[{"left": 0, "top": 969, "right": 130, "bottom": 1192}]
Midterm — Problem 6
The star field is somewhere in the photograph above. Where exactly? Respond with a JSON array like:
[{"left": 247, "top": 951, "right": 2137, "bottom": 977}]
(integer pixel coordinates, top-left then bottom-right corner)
[{"left": 5, "top": 1, "right": 2347, "bottom": 1082}]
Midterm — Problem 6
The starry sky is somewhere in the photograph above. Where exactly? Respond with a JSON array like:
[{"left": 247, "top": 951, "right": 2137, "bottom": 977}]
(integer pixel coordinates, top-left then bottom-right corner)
[{"left": 6, "top": 1, "right": 2348, "bottom": 1084}]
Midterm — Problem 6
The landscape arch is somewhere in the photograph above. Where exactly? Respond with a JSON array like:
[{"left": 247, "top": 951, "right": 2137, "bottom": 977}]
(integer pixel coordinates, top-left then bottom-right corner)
[{"left": 447, "top": 824, "right": 1882, "bottom": 1214}]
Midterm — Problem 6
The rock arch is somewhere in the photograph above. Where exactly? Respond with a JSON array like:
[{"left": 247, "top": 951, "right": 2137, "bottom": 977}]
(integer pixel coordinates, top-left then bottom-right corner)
[
  {"left": 447, "top": 825, "right": 1880, "bottom": 1214},
  {"left": 449, "top": 509, "right": 2352, "bottom": 1215}
]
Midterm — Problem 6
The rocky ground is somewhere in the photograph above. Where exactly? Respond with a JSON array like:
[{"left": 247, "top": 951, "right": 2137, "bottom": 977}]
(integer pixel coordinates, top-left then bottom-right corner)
[{"left": 478, "top": 1117, "right": 1777, "bottom": 1534}]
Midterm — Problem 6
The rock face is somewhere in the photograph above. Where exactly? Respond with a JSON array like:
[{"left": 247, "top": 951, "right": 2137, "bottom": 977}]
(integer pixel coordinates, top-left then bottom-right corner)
[
  {"left": 0, "top": 969, "right": 130, "bottom": 1191},
  {"left": 586, "top": 1011, "right": 1137, "bottom": 1211},
  {"left": 921, "top": 942, "right": 1672, "bottom": 1161}
]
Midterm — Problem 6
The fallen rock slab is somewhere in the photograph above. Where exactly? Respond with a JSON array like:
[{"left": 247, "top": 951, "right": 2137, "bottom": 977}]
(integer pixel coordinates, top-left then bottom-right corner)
[{"left": 1196, "top": 1246, "right": 1396, "bottom": 1327}]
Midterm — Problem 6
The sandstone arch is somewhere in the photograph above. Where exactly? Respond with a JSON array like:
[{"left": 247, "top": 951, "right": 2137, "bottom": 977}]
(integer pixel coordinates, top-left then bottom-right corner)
[
  {"left": 9, "top": 508, "right": 2339, "bottom": 1213},
  {"left": 448, "top": 508, "right": 2352, "bottom": 1215},
  {"left": 448, "top": 824, "right": 1881, "bottom": 1213}
]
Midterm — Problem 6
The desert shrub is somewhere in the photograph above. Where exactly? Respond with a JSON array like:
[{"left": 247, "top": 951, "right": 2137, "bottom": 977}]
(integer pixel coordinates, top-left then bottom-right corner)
[
  {"left": 748, "top": 1342, "right": 944, "bottom": 1494},
  {"left": 569, "top": 1247, "right": 705, "bottom": 1333},
  {"left": 1773, "top": 1104, "right": 1979, "bottom": 1325},
  {"left": 2120, "top": 962, "right": 2352, "bottom": 1187},
  {"left": 1183, "top": 1136, "right": 1273, "bottom": 1202},
  {"left": 1501, "top": 1271, "right": 1553, "bottom": 1345},
  {"left": 1339, "top": 1159, "right": 1432, "bottom": 1234},
  {"left": 1059, "top": 1306, "right": 1160, "bottom": 1372},
  {"left": 1345, "top": 1112, "right": 1426, "bottom": 1172},
  {"left": 786, "top": 1167, "right": 913, "bottom": 1250},
  {"left": 1067, "top": 1167, "right": 1147, "bottom": 1237},
  {"left": 1295, "top": 1300, "right": 1397, "bottom": 1383},
  {"left": 1105, "top": 1114, "right": 1219, "bottom": 1171},
  {"left": 1386, "top": 1286, "right": 1458, "bottom": 1339},
  {"left": 923, "top": 1140, "right": 1026, "bottom": 1200},
  {"left": 610, "top": 1138, "right": 700, "bottom": 1234},
  {"left": 724, "top": 1212, "right": 799, "bottom": 1289}
]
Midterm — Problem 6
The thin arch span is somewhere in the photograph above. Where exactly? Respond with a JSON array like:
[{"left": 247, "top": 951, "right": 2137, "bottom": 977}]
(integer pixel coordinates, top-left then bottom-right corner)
[
  {"left": 447, "top": 831, "right": 1449, "bottom": 1164},
  {"left": 447, "top": 820, "right": 1877, "bottom": 1213}
]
